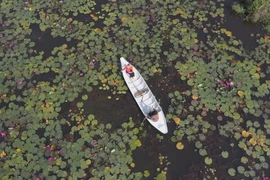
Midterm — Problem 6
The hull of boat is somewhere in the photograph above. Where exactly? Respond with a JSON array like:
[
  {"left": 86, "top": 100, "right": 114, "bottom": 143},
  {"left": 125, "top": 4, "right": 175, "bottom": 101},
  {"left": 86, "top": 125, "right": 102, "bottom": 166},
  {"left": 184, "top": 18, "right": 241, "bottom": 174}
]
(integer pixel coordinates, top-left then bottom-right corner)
[{"left": 120, "top": 57, "right": 168, "bottom": 134}]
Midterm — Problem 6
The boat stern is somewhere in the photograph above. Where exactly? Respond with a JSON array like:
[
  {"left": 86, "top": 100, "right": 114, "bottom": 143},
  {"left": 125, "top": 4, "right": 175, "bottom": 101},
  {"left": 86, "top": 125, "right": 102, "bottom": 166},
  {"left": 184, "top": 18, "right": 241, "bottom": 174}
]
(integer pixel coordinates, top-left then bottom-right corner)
[{"left": 147, "top": 111, "right": 168, "bottom": 134}]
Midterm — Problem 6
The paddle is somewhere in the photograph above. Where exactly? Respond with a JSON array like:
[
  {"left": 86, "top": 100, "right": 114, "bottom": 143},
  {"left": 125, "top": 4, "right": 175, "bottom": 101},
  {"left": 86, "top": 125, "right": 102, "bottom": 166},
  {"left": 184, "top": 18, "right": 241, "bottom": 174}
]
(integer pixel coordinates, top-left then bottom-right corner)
[{"left": 141, "top": 116, "right": 148, "bottom": 124}]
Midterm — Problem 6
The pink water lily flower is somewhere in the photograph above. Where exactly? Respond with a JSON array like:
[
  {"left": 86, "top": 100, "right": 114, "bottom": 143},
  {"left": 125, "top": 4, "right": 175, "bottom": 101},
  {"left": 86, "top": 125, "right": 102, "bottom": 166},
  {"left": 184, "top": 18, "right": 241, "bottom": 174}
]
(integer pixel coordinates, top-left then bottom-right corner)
[
  {"left": 18, "top": 81, "right": 23, "bottom": 85},
  {"left": 1, "top": 132, "right": 6, "bottom": 137},
  {"left": 92, "top": 140, "right": 97, "bottom": 146},
  {"left": 48, "top": 157, "right": 53, "bottom": 162}
]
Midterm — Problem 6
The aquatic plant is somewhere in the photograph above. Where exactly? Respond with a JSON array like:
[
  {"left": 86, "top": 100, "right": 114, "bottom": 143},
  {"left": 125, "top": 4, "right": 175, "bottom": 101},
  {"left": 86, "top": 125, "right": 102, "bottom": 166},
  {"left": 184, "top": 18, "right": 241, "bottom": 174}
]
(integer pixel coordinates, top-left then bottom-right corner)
[
  {"left": 232, "top": 0, "right": 270, "bottom": 32},
  {"left": 232, "top": 2, "right": 245, "bottom": 15},
  {"left": 0, "top": 0, "right": 270, "bottom": 179},
  {"left": 1, "top": 114, "right": 143, "bottom": 179},
  {"left": 175, "top": 46, "right": 269, "bottom": 118},
  {"left": 167, "top": 91, "right": 185, "bottom": 119}
]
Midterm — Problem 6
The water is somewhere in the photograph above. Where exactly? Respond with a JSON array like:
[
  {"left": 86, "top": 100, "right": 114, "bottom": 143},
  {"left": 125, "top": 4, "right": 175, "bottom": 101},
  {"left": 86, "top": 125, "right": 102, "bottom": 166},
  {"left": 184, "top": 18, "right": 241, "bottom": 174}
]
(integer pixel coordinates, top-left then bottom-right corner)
[{"left": 28, "top": 0, "right": 269, "bottom": 178}]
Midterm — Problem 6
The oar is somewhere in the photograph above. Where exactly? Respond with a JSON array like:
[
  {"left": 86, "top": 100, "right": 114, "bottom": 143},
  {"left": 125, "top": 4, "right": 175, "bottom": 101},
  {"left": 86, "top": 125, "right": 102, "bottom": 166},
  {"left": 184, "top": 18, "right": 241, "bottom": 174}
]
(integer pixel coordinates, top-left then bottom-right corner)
[{"left": 141, "top": 116, "right": 147, "bottom": 124}]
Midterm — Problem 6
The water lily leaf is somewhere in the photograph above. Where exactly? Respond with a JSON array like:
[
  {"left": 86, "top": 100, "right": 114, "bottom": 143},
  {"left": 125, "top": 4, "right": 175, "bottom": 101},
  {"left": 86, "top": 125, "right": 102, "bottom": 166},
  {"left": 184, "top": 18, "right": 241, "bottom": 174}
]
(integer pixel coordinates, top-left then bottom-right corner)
[
  {"left": 228, "top": 168, "right": 236, "bottom": 176},
  {"left": 237, "top": 166, "right": 245, "bottom": 174},
  {"left": 88, "top": 114, "right": 95, "bottom": 120},
  {"left": 122, "top": 123, "right": 128, "bottom": 129},
  {"left": 82, "top": 94, "right": 88, "bottom": 100},
  {"left": 0, "top": 151, "right": 6, "bottom": 158},
  {"left": 77, "top": 102, "right": 83, "bottom": 108},
  {"left": 39, "top": 93, "right": 46, "bottom": 100},
  {"left": 261, "top": 162, "right": 269, "bottom": 169},
  {"left": 173, "top": 117, "right": 181, "bottom": 125},
  {"left": 221, "top": 151, "right": 229, "bottom": 158},
  {"left": 104, "top": 167, "right": 110, "bottom": 173},
  {"left": 259, "top": 156, "right": 265, "bottom": 162},
  {"left": 237, "top": 90, "right": 244, "bottom": 97},
  {"left": 242, "top": 130, "right": 251, "bottom": 137},
  {"left": 133, "top": 128, "right": 139, "bottom": 134},
  {"left": 249, "top": 170, "right": 255, "bottom": 177},
  {"left": 135, "top": 139, "right": 142, "bottom": 147},
  {"left": 199, "top": 149, "right": 207, "bottom": 156},
  {"left": 130, "top": 162, "right": 135, "bottom": 168},
  {"left": 106, "top": 123, "right": 112, "bottom": 129},
  {"left": 59, "top": 170, "right": 67, "bottom": 177},
  {"left": 233, "top": 112, "right": 240, "bottom": 119},
  {"left": 156, "top": 172, "right": 166, "bottom": 180},
  {"left": 195, "top": 141, "right": 202, "bottom": 149},
  {"left": 21, "top": 131, "right": 28, "bottom": 140},
  {"left": 238, "top": 141, "right": 246, "bottom": 149},
  {"left": 254, "top": 163, "right": 261, "bottom": 170},
  {"left": 204, "top": 157, "right": 212, "bottom": 165},
  {"left": 77, "top": 169, "right": 85, "bottom": 178},
  {"left": 86, "top": 159, "right": 91, "bottom": 165},
  {"left": 254, "top": 73, "right": 260, "bottom": 79},
  {"left": 176, "top": 142, "right": 184, "bottom": 150},
  {"left": 56, "top": 158, "right": 62, "bottom": 166},
  {"left": 91, "top": 120, "right": 98, "bottom": 126},
  {"left": 241, "top": 156, "right": 248, "bottom": 164},
  {"left": 144, "top": 170, "right": 150, "bottom": 177}
]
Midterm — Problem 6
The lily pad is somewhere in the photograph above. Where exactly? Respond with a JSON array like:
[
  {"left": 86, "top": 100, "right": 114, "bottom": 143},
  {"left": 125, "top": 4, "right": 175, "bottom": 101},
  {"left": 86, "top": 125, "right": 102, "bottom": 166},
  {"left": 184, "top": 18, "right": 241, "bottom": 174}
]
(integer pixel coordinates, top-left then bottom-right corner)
[
  {"left": 156, "top": 172, "right": 166, "bottom": 180},
  {"left": 221, "top": 151, "right": 229, "bottom": 158},
  {"left": 204, "top": 157, "right": 212, "bottom": 165},
  {"left": 176, "top": 142, "right": 184, "bottom": 150},
  {"left": 228, "top": 168, "right": 236, "bottom": 176}
]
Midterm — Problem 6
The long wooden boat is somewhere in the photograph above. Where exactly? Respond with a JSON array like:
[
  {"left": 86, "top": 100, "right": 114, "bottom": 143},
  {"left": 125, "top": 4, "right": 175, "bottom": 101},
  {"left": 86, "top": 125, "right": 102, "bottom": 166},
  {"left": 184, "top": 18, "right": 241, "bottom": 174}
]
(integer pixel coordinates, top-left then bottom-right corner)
[{"left": 120, "top": 57, "right": 168, "bottom": 134}]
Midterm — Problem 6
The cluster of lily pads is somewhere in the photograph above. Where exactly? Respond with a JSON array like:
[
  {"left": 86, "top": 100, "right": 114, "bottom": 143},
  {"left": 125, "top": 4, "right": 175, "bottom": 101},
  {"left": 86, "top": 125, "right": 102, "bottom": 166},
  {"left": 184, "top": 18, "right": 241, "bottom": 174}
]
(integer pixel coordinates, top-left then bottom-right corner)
[
  {"left": 1, "top": 0, "right": 270, "bottom": 179},
  {"left": 169, "top": 9, "right": 270, "bottom": 180}
]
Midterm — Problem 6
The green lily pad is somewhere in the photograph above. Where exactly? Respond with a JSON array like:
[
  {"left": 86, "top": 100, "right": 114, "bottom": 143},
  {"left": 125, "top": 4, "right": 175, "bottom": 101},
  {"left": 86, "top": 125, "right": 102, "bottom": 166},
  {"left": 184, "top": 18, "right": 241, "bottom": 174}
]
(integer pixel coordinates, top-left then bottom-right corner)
[
  {"left": 204, "top": 157, "right": 212, "bottom": 165},
  {"left": 82, "top": 94, "right": 88, "bottom": 100},
  {"left": 221, "top": 151, "right": 229, "bottom": 158},
  {"left": 228, "top": 168, "right": 236, "bottom": 176},
  {"left": 156, "top": 172, "right": 166, "bottom": 180},
  {"left": 237, "top": 166, "right": 245, "bottom": 174}
]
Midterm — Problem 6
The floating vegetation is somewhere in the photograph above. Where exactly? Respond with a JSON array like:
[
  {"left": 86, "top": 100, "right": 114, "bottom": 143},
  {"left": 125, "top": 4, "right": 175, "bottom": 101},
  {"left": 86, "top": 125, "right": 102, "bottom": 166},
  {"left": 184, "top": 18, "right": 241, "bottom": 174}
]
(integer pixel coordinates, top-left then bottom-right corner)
[{"left": 0, "top": 0, "right": 269, "bottom": 179}]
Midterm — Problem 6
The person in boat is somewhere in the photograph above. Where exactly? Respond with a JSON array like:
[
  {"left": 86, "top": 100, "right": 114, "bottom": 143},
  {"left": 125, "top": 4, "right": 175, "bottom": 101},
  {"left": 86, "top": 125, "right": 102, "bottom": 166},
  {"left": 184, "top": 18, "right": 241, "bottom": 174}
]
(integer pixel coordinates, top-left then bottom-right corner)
[
  {"left": 122, "top": 64, "right": 135, "bottom": 77},
  {"left": 147, "top": 109, "right": 159, "bottom": 122}
]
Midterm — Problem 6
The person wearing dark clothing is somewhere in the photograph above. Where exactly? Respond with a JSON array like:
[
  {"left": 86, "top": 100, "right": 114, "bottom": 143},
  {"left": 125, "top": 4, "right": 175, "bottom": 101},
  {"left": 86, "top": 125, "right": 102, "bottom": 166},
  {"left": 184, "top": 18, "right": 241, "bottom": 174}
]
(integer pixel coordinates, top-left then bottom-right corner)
[{"left": 148, "top": 109, "right": 159, "bottom": 122}]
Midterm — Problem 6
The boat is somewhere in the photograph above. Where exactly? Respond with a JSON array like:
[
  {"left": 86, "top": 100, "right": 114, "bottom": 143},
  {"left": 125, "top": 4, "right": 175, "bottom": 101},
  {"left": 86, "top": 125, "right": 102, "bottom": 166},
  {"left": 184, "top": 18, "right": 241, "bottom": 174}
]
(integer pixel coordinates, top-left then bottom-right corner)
[{"left": 120, "top": 57, "right": 168, "bottom": 134}]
